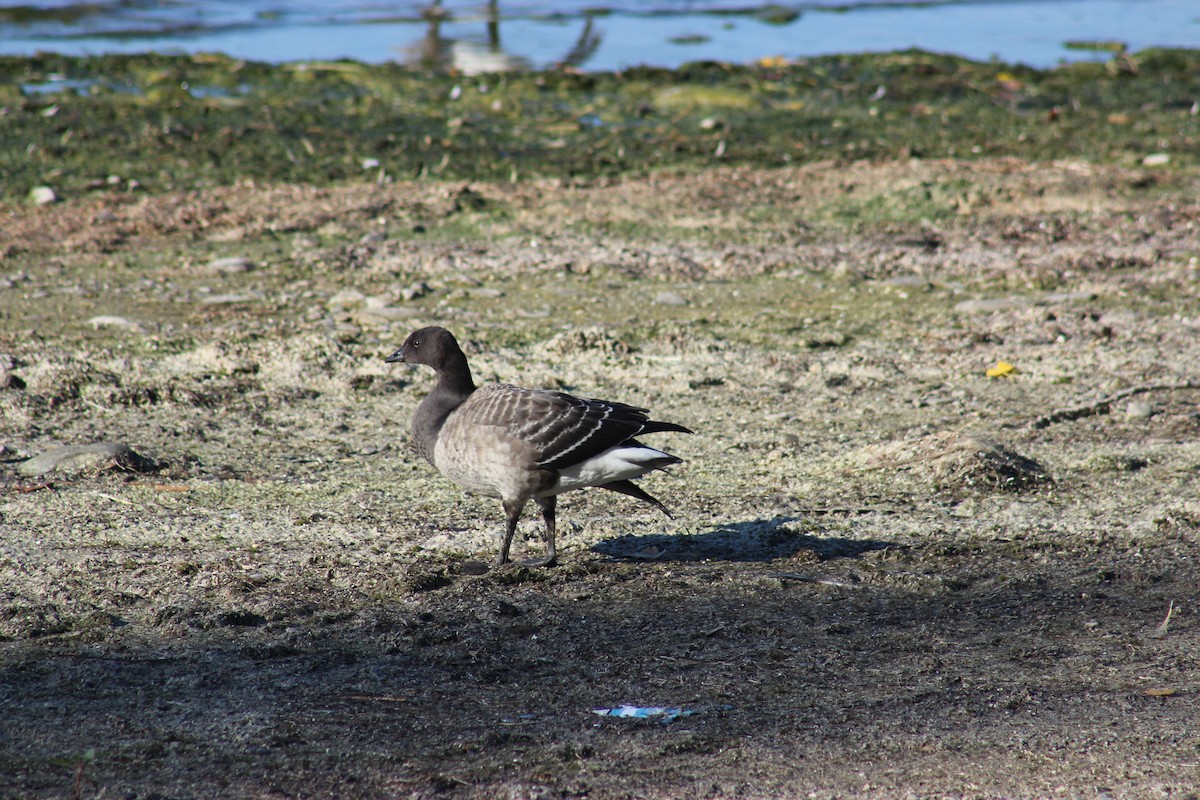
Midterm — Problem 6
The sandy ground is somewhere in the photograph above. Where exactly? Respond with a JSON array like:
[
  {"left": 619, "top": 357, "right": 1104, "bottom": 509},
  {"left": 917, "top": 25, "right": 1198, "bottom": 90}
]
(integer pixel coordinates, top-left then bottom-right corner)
[{"left": 2, "top": 159, "right": 1200, "bottom": 799}]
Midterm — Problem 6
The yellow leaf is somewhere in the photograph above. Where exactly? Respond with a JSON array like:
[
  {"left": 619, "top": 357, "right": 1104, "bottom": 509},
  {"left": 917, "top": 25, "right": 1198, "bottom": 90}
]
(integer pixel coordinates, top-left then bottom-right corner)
[
  {"left": 986, "top": 361, "right": 1017, "bottom": 378},
  {"left": 995, "top": 72, "right": 1023, "bottom": 91},
  {"left": 1145, "top": 687, "right": 1176, "bottom": 697}
]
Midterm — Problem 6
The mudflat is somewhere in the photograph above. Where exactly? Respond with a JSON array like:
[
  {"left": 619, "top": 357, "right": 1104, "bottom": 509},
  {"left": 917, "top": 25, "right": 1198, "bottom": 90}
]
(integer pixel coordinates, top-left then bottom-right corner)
[{"left": 2, "top": 51, "right": 1199, "bottom": 799}]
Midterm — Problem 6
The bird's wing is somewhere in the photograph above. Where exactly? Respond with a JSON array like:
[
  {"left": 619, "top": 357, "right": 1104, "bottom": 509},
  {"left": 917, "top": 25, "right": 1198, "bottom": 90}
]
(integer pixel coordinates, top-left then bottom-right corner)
[{"left": 457, "top": 384, "right": 649, "bottom": 470}]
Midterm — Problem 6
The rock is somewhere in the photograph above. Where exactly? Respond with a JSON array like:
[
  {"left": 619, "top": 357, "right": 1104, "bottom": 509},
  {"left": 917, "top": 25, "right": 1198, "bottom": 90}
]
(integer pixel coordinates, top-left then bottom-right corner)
[
  {"left": 0, "top": 363, "right": 24, "bottom": 390},
  {"left": 201, "top": 256, "right": 253, "bottom": 275},
  {"left": 354, "top": 305, "right": 421, "bottom": 324},
  {"left": 87, "top": 315, "right": 143, "bottom": 332},
  {"left": 885, "top": 275, "right": 931, "bottom": 288},
  {"left": 327, "top": 289, "right": 367, "bottom": 311},
  {"left": 207, "top": 226, "right": 249, "bottom": 243},
  {"left": 1126, "top": 400, "right": 1153, "bottom": 419},
  {"left": 0, "top": 442, "right": 36, "bottom": 459},
  {"left": 199, "top": 293, "right": 255, "bottom": 305},
  {"left": 1041, "top": 290, "right": 1097, "bottom": 304},
  {"left": 28, "top": 186, "right": 57, "bottom": 206},
  {"left": 654, "top": 291, "right": 688, "bottom": 306},
  {"left": 17, "top": 442, "right": 161, "bottom": 478},
  {"left": 1083, "top": 453, "right": 1148, "bottom": 473},
  {"left": 401, "top": 281, "right": 430, "bottom": 301},
  {"left": 1142, "top": 153, "right": 1170, "bottom": 167},
  {"left": 953, "top": 297, "right": 1025, "bottom": 313},
  {"left": 954, "top": 291, "right": 1096, "bottom": 314},
  {"left": 832, "top": 262, "right": 867, "bottom": 282},
  {"left": 537, "top": 328, "right": 632, "bottom": 357},
  {"left": 355, "top": 295, "right": 422, "bottom": 323},
  {"left": 363, "top": 295, "right": 391, "bottom": 309},
  {"left": 802, "top": 332, "right": 848, "bottom": 349}
]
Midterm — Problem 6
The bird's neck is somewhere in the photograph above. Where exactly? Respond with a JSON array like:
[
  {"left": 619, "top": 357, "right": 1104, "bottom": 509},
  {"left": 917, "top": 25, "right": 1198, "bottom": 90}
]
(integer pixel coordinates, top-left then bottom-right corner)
[
  {"left": 435, "top": 350, "right": 477, "bottom": 400},
  {"left": 411, "top": 355, "right": 475, "bottom": 462}
]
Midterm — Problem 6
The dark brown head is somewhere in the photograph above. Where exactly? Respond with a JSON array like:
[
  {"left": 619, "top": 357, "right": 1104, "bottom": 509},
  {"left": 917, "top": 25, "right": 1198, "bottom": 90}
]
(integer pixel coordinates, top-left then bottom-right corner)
[{"left": 386, "top": 326, "right": 467, "bottom": 373}]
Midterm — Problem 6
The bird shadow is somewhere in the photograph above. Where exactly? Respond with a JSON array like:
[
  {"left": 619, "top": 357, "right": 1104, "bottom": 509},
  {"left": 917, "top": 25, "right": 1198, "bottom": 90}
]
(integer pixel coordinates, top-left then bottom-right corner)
[{"left": 592, "top": 515, "right": 898, "bottom": 563}]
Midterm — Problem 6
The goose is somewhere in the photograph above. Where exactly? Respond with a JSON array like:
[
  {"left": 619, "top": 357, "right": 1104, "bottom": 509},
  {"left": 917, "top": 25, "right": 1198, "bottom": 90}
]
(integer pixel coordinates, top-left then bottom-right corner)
[{"left": 386, "top": 326, "right": 690, "bottom": 566}]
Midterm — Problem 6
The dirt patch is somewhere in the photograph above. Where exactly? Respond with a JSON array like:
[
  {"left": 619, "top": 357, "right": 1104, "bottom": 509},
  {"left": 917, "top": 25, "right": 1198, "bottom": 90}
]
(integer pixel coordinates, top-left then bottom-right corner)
[
  {"left": 850, "top": 431, "right": 1053, "bottom": 493},
  {"left": 2, "top": 159, "right": 1200, "bottom": 799}
]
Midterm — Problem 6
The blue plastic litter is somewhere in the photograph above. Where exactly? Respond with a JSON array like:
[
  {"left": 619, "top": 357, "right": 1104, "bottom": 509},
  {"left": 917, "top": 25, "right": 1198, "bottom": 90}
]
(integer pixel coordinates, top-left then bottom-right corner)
[{"left": 592, "top": 705, "right": 695, "bottom": 723}]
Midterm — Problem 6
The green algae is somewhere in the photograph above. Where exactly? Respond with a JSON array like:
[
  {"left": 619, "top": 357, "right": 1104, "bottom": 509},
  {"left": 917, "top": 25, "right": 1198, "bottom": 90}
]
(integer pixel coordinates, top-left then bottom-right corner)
[{"left": 1, "top": 48, "right": 1198, "bottom": 201}]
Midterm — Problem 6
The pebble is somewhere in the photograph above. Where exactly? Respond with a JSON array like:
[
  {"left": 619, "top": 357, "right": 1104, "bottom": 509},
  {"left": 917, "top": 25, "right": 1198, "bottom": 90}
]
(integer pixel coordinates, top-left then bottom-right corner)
[
  {"left": 1142, "top": 153, "right": 1170, "bottom": 167},
  {"left": 1126, "top": 400, "right": 1154, "bottom": 419},
  {"left": 17, "top": 442, "right": 160, "bottom": 478},
  {"left": 327, "top": 289, "right": 366, "bottom": 311},
  {"left": 885, "top": 275, "right": 931, "bottom": 288},
  {"left": 357, "top": 296, "right": 422, "bottom": 321},
  {"left": 401, "top": 281, "right": 430, "bottom": 301},
  {"left": 199, "top": 293, "right": 255, "bottom": 305},
  {"left": 0, "top": 442, "right": 36, "bottom": 459},
  {"left": 1040, "top": 290, "right": 1097, "bottom": 304},
  {"left": 654, "top": 291, "right": 688, "bottom": 306},
  {"left": 832, "top": 262, "right": 867, "bottom": 282},
  {"left": 954, "top": 290, "right": 1098, "bottom": 314},
  {"left": 208, "top": 226, "right": 249, "bottom": 243},
  {"left": 87, "top": 315, "right": 143, "bottom": 332},
  {"left": 201, "top": 256, "right": 253, "bottom": 275},
  {"left": 802, "top": 332, "right": 848, "bottom": 349},
  {"left": 28, "top": 186, "right": 57, "bottom": 206},
  {"left": 0, "top": 363, "right": 23, "bottom": 389},
  {"left": 953, "top": 297, "right": 1024, "bottom": 314},
  {"left": 354, "top": 305, "right": 421, "bottom": 324}
]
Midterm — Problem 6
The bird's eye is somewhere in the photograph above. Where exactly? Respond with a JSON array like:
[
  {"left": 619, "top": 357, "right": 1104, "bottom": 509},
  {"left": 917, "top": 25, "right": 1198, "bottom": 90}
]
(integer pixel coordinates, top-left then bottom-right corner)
[{"left": 411, "top": 339, "right": 420, "bottom": 348}]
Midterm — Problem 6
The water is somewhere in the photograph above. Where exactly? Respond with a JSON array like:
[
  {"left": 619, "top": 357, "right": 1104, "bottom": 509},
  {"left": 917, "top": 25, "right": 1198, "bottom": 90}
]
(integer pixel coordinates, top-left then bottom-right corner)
[{"left": 0, "top": 0, "right": 1197, "bottom": 72}]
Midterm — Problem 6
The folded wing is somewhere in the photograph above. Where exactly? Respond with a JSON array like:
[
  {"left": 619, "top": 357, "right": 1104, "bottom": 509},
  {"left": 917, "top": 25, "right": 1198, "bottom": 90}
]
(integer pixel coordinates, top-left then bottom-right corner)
[{"left": 456, "top": 384, "right": 690, "bottom": 470}]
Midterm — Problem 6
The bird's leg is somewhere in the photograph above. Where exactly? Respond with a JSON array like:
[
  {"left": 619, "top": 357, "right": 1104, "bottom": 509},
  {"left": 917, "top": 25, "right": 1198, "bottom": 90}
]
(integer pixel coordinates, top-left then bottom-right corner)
[
  {"left": 496, "top": 499, "right": 525, "bottom": 566},
  {"left": 518, "top": 495, "right": 557, "bottom": 568}
]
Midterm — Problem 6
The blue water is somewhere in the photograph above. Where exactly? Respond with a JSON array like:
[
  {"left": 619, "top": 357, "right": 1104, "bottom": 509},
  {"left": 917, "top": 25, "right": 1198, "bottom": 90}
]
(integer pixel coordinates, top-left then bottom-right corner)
[{"left": 0, "top": 0, "right": 1197, "bottom": 71}]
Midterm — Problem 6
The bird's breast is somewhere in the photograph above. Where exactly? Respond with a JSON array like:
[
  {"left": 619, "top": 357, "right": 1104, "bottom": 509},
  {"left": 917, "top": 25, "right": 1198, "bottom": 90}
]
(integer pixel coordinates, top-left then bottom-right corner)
[{"left": 432, "top": 417, "right": 554, "bottom": 500}]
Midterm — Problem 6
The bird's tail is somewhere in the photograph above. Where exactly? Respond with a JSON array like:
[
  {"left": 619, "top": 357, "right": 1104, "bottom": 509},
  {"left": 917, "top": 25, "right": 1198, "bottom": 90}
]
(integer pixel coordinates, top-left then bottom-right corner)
[
  {"left": 599, "top": 479, "right": 674, "bottom": 518},
  {"left": 640, "top": 420, "right": 694, "bottom": 436}
]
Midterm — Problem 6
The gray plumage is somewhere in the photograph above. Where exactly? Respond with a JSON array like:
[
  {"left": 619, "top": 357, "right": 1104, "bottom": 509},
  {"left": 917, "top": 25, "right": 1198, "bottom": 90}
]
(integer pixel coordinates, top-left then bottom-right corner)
[{"left": 386, "top": 326, "right": 691, "bottom": 566}]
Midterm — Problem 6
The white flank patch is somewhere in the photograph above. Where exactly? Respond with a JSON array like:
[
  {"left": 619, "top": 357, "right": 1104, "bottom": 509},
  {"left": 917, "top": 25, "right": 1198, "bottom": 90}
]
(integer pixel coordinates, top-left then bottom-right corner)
[{"left": 553, "top": 445, "right": 669, "bottom": 492}]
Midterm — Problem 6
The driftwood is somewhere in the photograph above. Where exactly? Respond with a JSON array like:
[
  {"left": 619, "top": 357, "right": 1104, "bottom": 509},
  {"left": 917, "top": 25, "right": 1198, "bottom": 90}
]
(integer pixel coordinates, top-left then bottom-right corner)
[{"left": 1029, "top": 380, "right": 1200, "bottom": 430}]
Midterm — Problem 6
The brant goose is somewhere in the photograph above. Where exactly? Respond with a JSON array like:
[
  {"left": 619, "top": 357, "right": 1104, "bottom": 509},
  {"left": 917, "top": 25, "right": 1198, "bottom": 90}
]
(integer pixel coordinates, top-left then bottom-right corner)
[{"left": 386, "top": 327, "right": 691, "bottom": 567}]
